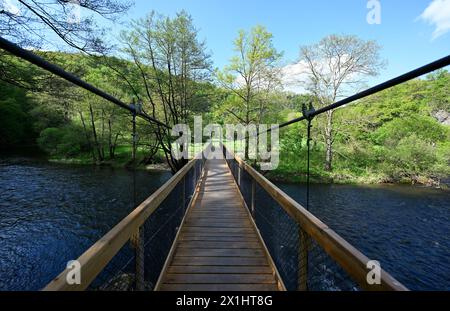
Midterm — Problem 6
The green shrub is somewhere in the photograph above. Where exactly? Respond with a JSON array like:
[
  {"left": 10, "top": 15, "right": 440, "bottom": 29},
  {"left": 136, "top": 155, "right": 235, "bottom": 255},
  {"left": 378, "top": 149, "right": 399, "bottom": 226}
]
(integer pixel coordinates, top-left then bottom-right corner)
[{"left": 37, "top": 125, "right": 87, "bottom": 157}]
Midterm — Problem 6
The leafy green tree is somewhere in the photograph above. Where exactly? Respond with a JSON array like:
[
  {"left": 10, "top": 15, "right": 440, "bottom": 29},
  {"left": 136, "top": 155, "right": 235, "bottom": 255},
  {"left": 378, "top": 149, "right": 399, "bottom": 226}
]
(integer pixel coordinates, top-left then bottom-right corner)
[
  {"left": 299, "top": 34, "right": 385, "bottom": 171},
  {"left": 217, "top": 25, "right": 283, "bottom": 158},
  {"left": 120, "top": 10, "right": 212, "bottom": 172}
]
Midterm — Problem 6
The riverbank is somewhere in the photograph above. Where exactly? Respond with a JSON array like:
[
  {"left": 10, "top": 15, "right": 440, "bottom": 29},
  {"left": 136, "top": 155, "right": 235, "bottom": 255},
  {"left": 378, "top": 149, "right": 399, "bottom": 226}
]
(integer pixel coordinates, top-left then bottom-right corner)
[
  {"left": 266, "top": 169, "right": 449, "bottom": 189},
  {"left": 48, "top": 157, "right": 171, "bottom": 172},
  {"left": 46, "top": 145, "right": 171, "bottom": 172}
]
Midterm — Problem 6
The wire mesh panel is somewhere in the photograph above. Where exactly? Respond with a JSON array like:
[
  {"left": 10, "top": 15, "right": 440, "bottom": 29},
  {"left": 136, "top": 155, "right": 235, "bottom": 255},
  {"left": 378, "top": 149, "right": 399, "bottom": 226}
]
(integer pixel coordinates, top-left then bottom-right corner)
[
  {"left": 238, "top": 168, "right": 253, "bottom": 210},
  {"left": 141, "top": 181, "right": 184, "bottom": 290},
  {"left": 303, "top": 238, "right": 359, "bottom": 291},
  {"left": 87, "top": 160, "right": 203, "bottom": 291},
  {"left": 254, "top": 183, "right": 299, "bottom": 290},
  {"left": 254, "top": 182, "right": 360, "bottom": 291},
  {"left": 89, "top": 241, "right": 136, "bottom": 290},
  {"left": 220, "top": 144, "right": 363, "bottom": 291}
]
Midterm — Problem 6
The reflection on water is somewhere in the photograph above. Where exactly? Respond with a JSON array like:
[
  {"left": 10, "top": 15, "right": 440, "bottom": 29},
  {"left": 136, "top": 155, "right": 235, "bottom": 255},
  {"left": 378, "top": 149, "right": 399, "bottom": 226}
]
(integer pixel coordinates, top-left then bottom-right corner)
[
  {"left": 275, "top": 182, "right": 450, "bottom": 291},
  {"left": 0, "top": 157, "right": 171, "bottom": 290}
]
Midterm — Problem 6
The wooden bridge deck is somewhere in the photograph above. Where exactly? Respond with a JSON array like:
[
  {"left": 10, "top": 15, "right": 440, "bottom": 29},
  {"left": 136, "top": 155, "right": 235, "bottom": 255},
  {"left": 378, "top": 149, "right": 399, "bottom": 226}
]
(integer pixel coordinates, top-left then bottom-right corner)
[{"left": 157, "top": 158, "right": 281, "bottom": 291}]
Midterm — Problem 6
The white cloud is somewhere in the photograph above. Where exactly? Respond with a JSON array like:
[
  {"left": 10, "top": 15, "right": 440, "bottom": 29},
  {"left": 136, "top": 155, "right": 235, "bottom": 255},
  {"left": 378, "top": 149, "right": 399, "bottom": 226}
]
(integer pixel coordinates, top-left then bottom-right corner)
[
  {"left": 419, "top": 0, "right": 450, "bottom": 40},
  {"left": 1, "top": 0, "right": 21, "bottom": 15},
  {"left": 280, "top": 61, "right": 309, "bottom": 94}
]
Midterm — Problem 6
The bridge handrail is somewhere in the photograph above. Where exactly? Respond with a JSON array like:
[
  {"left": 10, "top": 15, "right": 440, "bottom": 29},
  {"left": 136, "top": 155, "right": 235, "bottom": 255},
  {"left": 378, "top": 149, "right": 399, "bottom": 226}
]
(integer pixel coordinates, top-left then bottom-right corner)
[
  {"left": 43, "top": 148, "right": 208, "bottom": 291},
  {"left": 221, "top": 143, "right": 408, "bottom": 291}
]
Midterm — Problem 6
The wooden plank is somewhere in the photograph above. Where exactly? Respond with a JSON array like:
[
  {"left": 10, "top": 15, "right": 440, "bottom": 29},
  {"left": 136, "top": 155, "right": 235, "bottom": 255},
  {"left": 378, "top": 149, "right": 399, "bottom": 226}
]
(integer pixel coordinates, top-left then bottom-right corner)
[
  {"left": 178, "top": 241, "right": 261, "bottom": 249},
  {"left": 167, "top": 265, "right": 272, "bottom": 274},
  {"left": 156, "top": 157, "right": 281, "bottom": 291},
  {"left": 164, "top": 274, "right": 276, "bottom": 284},
  {"left": 171, "top": 256, "right": 269, "bottom": 266},
  {"left": 189, "top": 210, "right": 247, "bottom": 215},
  {"left": 181, "top": 235, "right": 257, "bottom": 240},
  {"left": 180, "top": 236, "right": 258, "bottom": 242},
  {"left": 184, "top": 221, "right": 251, "bottom": 228},
  {"left": 187, "top": 215, "right": 248, "bottom": 220},
  {"left": 175, "top": 248, "right": 264, "bottom": 257},
  {"left": 201, "top": 187, "right": 236, "bottom": 192},
  {"left": 183, "top": 227, "right": 254, "bottom": 234},
  {"left": 44, "top": 154, "right": 203, "bottom": 291},
  {"left": 159, "top": 284, "right": 278, "bottom": 291}
]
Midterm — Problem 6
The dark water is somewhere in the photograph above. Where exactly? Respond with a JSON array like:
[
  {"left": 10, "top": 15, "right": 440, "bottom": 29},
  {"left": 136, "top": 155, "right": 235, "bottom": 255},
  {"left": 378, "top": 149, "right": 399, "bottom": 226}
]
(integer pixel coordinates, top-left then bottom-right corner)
[
  {"left": 0, "top": 157, "right": 449, "bottom": 291},
  {"left": 0, "top": 157, "right": 171, "bottom": 290},
  {"left": 275, "top": 182, "right": 450, "bottom": 291}
]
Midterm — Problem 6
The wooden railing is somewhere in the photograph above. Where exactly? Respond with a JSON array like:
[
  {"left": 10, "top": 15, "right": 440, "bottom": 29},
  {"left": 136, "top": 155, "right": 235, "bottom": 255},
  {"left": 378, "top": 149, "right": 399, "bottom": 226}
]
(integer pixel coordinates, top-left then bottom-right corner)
[
  {"left": 221, "top": 143, "right": 408, "bottom": 291},
  {"left": 43, "top": 148, "right": 208, "bottom": 291}
]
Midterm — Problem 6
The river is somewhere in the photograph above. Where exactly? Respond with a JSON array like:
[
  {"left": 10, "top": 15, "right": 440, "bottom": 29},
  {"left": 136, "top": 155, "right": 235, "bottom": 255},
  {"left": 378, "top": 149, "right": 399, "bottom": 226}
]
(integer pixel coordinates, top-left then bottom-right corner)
[
  {"left": 275, "top": 182, "right": 450, "bottom": 291},
  {"left": 0, "top": 157, "right": 448, "bottom": 290},
  {"left": 0, "top": 156, "right": 171, "bottom": 290}
]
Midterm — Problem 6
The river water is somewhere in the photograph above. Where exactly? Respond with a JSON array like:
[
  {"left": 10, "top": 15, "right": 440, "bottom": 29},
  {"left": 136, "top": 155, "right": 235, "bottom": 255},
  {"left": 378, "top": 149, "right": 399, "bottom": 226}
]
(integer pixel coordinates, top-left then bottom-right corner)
[
  {"left": 0, "top": 157, "right": 171, "bottom": 290},
  {"left": 275, "top": 182, "right": 450, "bottom": 291},
  {"left": 0, "top": 157, "right": 448, "bottom": 290}
]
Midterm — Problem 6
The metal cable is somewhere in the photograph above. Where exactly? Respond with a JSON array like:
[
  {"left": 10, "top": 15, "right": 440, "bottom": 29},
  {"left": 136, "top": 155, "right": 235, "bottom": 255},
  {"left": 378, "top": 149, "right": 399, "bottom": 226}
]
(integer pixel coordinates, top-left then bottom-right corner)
[
  {"left": 255, "top": 54, "right": 450, "bottom": 136},
  {"left": 0, "top": 36, "right": 170, "bottom": 129}
]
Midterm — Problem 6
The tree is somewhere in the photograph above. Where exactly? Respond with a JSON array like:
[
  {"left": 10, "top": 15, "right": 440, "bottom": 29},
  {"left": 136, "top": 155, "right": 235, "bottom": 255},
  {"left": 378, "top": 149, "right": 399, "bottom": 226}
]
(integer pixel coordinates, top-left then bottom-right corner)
[
  {"left": 299, "top": 34, "right": 385, "bottom": 171},
  {"left": 217, "top": 25, "right": 283, "bottom": 158},
  {"left": 0, "top": 0, "right": 131, "bottom": 91},
  {"left": 0, "top": 0, "right": 130, "bottom": 51},
  {"left": 426, "top": 69, "right": 450, "bottom": 112},
  {"left": 120, "top": 10, "right": 212, "bottom": 172}
]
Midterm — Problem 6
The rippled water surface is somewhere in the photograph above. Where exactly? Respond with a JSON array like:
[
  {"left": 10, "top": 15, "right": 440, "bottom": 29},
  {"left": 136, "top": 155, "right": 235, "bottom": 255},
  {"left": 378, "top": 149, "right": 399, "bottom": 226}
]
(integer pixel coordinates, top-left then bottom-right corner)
[
  {"left": 0, "top": 157, "right": 171, "bottom": 290},
  {"left": 0, "top": 157, "right": 449, "bottom": 290},
  {"left": 275, "top": 182, "right": 450, "bottom": 290}
]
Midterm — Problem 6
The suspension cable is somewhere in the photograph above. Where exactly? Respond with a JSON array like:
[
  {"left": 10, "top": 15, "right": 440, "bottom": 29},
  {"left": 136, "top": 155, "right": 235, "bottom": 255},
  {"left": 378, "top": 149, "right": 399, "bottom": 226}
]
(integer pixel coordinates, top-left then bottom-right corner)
[
  {"left": 302, "top": 103, "right": 315, "bottom": 211},
  {"left": 0, "top": 36, "right": 170, "bottom": 129},
  {"left": 257, "top": 54, "right": 450, "bottom": 136}
]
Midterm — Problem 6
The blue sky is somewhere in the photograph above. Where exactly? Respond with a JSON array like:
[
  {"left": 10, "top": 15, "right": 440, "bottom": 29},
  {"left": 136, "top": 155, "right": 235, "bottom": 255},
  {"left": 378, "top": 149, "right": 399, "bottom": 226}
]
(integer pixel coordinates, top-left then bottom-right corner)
[
  {"left": 7, "top": 0, "right": 445, "bottom": 89},
  {"left": 115, "top": 0, "right": 450, "bottom": 88}
]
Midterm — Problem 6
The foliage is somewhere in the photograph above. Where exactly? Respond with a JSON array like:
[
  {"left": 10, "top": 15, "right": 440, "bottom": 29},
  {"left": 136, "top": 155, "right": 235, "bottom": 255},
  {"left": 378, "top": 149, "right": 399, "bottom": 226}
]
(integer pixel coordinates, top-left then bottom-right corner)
[
  {"left": 37, "top": 125, "right": 87, "bottom": 157},
  {"left": 299, "top": 34, "right": 385, "bottom": 171},
  {"left": 120, "top": 10, "right": 213, "bottom": 172},
  {"left": 272, "top": 75, "right": 450, "bottom": 185}
]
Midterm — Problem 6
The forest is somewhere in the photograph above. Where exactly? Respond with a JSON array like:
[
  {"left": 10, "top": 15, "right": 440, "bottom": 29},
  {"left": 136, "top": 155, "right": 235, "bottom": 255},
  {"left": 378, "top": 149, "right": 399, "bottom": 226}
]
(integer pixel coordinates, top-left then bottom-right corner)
[{"left": 1, "top": 10, "right": 449, "bottom": 186}]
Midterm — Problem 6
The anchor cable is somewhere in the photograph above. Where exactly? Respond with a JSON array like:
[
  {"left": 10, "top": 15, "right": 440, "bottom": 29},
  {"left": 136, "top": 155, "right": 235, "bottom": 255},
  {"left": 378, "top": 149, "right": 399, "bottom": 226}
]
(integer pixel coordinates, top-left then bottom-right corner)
[{"left": 302, "top": 102, "right": 315, "bottom": 211}]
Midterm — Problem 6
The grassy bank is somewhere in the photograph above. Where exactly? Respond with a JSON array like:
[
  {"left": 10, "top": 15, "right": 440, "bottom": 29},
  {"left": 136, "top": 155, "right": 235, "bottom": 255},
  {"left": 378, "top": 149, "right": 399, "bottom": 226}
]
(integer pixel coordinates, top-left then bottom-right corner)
[
  {"left": 48, "top": 145, "right": 170, "bottom": 171},
  {"left": 266, "top": 165, "right": 448, "bottom": 188}
]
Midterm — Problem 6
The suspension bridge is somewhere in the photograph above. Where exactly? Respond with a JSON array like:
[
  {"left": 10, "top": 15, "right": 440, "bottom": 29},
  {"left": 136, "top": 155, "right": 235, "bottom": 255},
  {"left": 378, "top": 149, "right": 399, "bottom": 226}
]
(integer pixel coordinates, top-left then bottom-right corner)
[{"left": 1, "top": 37, "right": 449, "bottom": 291}]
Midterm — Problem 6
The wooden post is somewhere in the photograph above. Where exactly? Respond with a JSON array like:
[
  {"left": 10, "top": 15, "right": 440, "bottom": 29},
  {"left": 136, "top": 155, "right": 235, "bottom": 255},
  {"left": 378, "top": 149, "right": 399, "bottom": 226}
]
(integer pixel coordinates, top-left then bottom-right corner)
[
  {"left": 193, "top": 161, "right": 197, "bottom": 185},
  {"left": 131, "top": 228, "right": 145, "bottom": 291},
  {"left": 182, "top": 176, "right": 186, "bottom": 210},
  {"left": 237, "top": 164, "right": 241, "bottom": 186},
  {"left": 298, "top": 228, "right": 308, "bottom": 291},
  {"left": 251, "top": 179, "right": 256, "bottom": 218}
]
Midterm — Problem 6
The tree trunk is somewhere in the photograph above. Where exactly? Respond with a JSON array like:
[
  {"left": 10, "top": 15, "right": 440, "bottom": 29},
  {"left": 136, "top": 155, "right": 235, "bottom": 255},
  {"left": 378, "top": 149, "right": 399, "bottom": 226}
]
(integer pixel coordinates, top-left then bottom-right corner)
[
  {"left": 79, "top": 111, "right": 96, "bottom": 162},
  {"left": 108, "top": 118, "right": 115, "bottom": 159},
  {"left": 89, "top": 103, "right": 103, "bottom": 162},
  {"left": 324, "top": 110, "right": 334, "bottom": 172},
  {"left": 245, "top": 135, "right": 249, "bottom": 160}
]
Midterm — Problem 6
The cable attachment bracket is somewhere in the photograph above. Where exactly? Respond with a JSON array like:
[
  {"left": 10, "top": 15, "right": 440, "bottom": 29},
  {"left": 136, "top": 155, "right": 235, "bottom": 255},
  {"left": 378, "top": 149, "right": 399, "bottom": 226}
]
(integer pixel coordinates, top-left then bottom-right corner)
[{"left": 302, "top": 102, "right": 316, "bottom": 121}]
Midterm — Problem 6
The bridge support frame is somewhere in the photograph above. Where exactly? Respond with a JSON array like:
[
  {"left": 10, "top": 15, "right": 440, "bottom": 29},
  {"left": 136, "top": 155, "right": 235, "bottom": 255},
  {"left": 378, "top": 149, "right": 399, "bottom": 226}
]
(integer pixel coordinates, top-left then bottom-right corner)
[
  {"left": 131, "top": 228, "right": 145, "bottom": 291},
  {"left": 251, "top": 179, "right": 256, "bottom": 218},
  {"left": 298, "top": 228, "right": 309, "bottom": 291}
]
